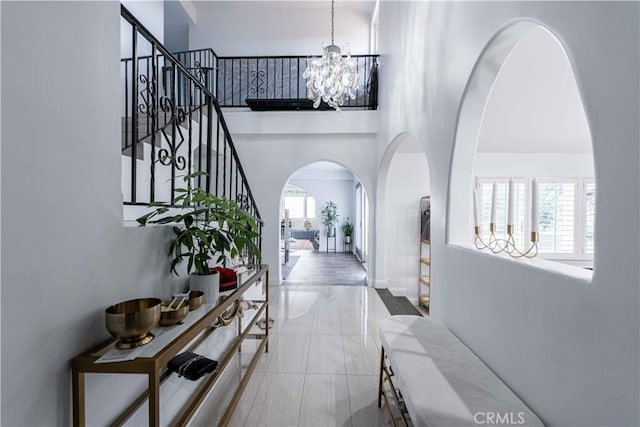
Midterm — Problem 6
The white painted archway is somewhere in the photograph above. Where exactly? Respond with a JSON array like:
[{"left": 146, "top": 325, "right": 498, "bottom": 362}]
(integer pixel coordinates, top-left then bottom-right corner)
[
  {"left": 374, "top": 132, "right": 430, "bottom": 301},
  {"left": 447, "top": 20, "right": 595, "bottom": 270},
  {"left": 276, "top": 159, "right": 372, "bottom": 284}
]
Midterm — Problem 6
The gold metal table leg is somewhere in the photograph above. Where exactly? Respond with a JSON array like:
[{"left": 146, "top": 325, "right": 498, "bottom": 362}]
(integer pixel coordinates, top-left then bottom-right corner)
[
  {"left": 149, "top": 371, "right": 160, "bottom": 427},
  {"left": 72, "top": 368, "right": 85, "bottom": 427}
]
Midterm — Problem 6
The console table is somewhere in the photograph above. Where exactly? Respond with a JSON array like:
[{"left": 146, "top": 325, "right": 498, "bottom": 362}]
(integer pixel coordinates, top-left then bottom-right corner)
[{"left": 72, "top": 265, "right": 269, "bottom": 426}]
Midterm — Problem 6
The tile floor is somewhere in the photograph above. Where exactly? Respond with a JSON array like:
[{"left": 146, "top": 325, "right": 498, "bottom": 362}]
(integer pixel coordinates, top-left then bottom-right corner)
[
  {"left": 283, "top": 250, "right": 368, "bottom": 286},
  {"left": 227, "top": 285, "right": 392, "bottom": 426}
]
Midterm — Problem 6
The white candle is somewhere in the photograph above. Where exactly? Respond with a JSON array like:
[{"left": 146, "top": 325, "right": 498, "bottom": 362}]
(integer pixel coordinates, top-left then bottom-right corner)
[
  {"left": 531, "top": 178, "right": 538, "bottom": 233},
  {"left": 472, "top": 190, "right": 479, "bottom": 227},
  {"left": 490, "top": 182, "right": 497, "bottom": 224},
  {"left": 507, "top": 178, "right": 514, "bottom": 226}
]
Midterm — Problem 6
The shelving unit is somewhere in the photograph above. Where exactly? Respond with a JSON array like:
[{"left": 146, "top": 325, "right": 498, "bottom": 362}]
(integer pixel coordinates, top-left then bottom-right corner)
[
  {"left": 419, "top": 196, "right": 431, "bottom": 313},
  {"left": 72, "top": 265, "right": 269, "bottom": 427}
]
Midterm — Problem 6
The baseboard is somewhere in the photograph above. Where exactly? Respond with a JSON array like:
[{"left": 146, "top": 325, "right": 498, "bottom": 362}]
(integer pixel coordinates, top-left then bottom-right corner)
[{"left": 373, "top": 278, "right": 389, "bottom": 289}]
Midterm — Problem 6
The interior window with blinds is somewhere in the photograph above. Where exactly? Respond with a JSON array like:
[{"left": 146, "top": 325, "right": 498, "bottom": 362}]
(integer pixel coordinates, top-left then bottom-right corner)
[
  {"left": 284, "top": 185, "right": 316, "bottom": 219},
  {"left": 284, "top": 196, "right": 305, "bottom": 218},
  {"left": 537, "top": 181, "right": 576, "bottom": 254},
  {"left": 584, "top": 182, "right": 596, "bottom": 255},
  {"left": 306, "top": 197, "right": 316, "bottom": 219},
  {"left": 476, "top": 177, "right": 594, "bottom": 260}
]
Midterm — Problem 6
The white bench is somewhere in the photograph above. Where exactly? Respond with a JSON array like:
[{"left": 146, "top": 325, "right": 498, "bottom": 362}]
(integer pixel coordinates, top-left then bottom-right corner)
[{"left": 378, "top": 315, "right": 544, "bottom": 427}]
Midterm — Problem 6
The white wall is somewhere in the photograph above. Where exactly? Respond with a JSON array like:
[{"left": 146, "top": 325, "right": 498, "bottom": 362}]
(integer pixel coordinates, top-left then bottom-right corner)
[
  {"left": 384, "top": 153, "right": 429, "bottom": 302},
  {"left": 288, "top": 178, "right": 355, "bottom": 252},
  {"left": 376, "top": 2, "right": 639, "bottom": 425},
  {"left": 189, "top": 1, "right": 372, "bottom": 55},
  {"left": 477, "top": 25, "right": 592, "bottom": 154},
  {"left": 474, "top": 153, "right": 595, "bottom": 178},
  {"left": 164, "top": 0, "right": 193, "bottom": 53},
  {"left": 122, "top": 0, "right": 164, "bottom": 42},
  {"left": 121, "top": 0, "right": 164, "bottom": 58},
  {"left": 1, "top": 2, "right": 185, "bottom": 424}
]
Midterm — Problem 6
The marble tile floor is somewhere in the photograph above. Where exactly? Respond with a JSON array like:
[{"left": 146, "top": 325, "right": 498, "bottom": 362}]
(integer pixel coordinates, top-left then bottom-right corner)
[
  {"left": 226, "top": 285, "right": 392, "bottom": 426},
  {"left": 283, "top": 250, "right": 367, "bottom": 287}
]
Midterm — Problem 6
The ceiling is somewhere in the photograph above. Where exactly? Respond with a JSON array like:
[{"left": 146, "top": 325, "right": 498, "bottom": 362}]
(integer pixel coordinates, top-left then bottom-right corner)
[
  {"left": 477, "top": 26, "right": 593, "bottom": 154},
  {"left": 192, "top": 0, "right": 376, "bottom": 16}
]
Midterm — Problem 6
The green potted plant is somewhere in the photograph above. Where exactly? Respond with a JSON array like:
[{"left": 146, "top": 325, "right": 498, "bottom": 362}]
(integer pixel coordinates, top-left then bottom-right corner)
[
  {"left": 137, "top": 172, "right": 261, "bottom": 304},
  {"left": 341, "top": 217, "right": 354, "bottom": 244},
  {"left": 321, "top": 201, "right": 339, "bottom": 237}
]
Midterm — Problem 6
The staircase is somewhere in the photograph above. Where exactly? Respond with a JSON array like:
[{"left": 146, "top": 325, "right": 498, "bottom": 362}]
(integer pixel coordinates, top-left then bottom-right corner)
[{"left": 120, "top": 5, "right": 262, "bottom": 258}]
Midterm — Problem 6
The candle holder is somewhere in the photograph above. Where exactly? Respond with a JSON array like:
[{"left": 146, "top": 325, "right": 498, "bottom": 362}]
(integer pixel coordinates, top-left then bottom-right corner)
[{"left": 474, "top": 223, "right": 538, "bottom": 258}]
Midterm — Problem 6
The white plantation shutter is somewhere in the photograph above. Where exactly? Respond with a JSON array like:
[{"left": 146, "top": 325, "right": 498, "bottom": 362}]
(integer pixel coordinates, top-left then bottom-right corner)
[
  {"left": 537, "top": 181, "right": 576, "bottom": 254},
  {"left": 476, "top": 177, "right": 594, "bottom": 260},
  {"left": 306, "top": 197, "right": 316, "bottom": 219},
  {"left": 584, "top": 182, "right": 595, "bottom": 255},
  {"left": 284, "top": 195, "right": 305, "bottom": 218}
]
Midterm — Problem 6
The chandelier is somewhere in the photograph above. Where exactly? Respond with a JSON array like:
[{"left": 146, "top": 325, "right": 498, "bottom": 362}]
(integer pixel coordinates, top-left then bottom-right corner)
[{"left": 303, "top": 0, "right": 358, "bottom": 111}]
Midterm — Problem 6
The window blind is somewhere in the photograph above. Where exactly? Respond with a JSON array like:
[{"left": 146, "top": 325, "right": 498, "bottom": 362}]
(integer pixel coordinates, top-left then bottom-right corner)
[
  {"left": 537, "top": 182, "right": 576, "bottom": 254},
  {"left": 584, "top": 182, "right": 595, "bottom": 255}
]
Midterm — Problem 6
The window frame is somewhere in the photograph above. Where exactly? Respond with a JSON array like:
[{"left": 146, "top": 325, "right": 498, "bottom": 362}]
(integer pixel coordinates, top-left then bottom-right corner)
[
  {"left": 283, "top": 193, "right": 316, "bottom": 220},
  {"left": 475, "top": 176, "right": 594, "bottom": 261}
]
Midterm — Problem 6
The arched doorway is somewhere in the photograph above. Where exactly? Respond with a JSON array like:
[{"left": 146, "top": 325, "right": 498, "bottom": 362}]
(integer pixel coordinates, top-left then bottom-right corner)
[
  {"left": 279, "top": 161, "right": 370, "bottom": 286},
  {"left": 375, "top": 133, "right": 431, "bottom": 305},
  {"left": 448, "top": 22, "right": 595, "bottom": 272}
]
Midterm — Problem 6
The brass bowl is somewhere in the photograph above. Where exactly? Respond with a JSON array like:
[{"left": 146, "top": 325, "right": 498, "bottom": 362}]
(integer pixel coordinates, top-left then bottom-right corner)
[
  {"left": 105, "top": 298, "right": 161, "bottom": 349},
  {"left": 159, "top": 300, "right": 189, "bottom": 326},
  {"left": 188, "top": 290, "right": 205, "bottom": 311}
]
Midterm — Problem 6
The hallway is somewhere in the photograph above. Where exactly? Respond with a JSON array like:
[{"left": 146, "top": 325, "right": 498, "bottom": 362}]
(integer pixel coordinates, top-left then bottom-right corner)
[
  {"left": 283, "top": 250, "right": 367, "bottom": 286},
  {"left": 216, "top": 285, "right": 392, "bottom": 426}
]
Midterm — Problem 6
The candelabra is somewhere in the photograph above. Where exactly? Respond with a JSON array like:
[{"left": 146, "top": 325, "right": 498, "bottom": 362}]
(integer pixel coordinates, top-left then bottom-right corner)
[
  {"left": 474, "top": 224, "right": 538, "bottom": 258},
  {"left": 473, "top": 178, "right": 539, "bottom": 258}
]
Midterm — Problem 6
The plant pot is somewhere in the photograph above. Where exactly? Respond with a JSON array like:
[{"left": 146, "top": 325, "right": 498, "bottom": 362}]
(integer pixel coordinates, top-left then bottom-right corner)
[
  {"left": 345, "top": 235, "right": 351, "bottom": 244},
  {"left": 190, "top": 271, "right": 220, "bottom": 305},
  {"left": 327, "top": 227, "right": 336, "bottom": 237}
]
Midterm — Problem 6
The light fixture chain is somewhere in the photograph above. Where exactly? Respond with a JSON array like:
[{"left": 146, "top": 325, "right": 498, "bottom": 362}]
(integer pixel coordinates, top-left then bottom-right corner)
[{"left": 331, "top": 0, "right": 335, "bottom": 45}]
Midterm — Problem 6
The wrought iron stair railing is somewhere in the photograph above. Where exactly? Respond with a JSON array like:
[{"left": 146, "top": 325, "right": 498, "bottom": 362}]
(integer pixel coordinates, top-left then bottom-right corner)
[
  {"left": 171, "top": 49, "right": 379, "bottom": 110},
  {"left": 120, "top": 5, "right": 262, "bottom": 257}
]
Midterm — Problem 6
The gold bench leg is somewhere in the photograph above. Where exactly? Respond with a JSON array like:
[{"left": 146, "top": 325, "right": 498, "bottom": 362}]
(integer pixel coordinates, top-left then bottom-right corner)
[{"left": 378, "top": 346, "right": 385, "bottom": 408}]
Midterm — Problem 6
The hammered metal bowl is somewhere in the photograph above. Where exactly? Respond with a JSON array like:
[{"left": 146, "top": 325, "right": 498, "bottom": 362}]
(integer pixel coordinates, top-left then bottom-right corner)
[
  {"left": 105, "top": 298, "right": 161, "bottom": 349},
  {"left": 159, "top": 300, "right": 189, "bottom": 326},
  {"left": 188, "top": 290, "right": 205, "bottom": 311}
]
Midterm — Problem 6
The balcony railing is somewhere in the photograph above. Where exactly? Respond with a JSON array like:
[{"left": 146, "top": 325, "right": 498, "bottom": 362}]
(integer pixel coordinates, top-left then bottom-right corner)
[{"left": 171, "top": 49, "right": 379, "bottom": 110}]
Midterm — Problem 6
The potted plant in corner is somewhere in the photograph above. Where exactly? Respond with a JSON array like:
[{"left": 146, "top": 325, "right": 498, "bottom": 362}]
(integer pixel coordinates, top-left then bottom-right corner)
[
  {"left": 321, "top": 200, "right": 339, "bottom": 237},
  {"left": 341, "top": 218, "right": 354, "bottom": 244},
  {"left": 136, "top": 172, "right": 261, "bottom": 305}
]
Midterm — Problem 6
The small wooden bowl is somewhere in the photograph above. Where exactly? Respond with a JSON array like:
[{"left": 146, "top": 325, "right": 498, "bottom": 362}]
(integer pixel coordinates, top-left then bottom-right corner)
[
  {"left": 188, "top": 290, "right": 205, "bottom": 311},
  {"left": 159, "top": 301, "right": 189, "bottom": 326}
]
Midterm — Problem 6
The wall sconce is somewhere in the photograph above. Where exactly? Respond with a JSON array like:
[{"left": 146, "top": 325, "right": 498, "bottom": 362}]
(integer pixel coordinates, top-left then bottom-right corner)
[{"left": 473, "top": 178, "right": 538, "bottom": 258}]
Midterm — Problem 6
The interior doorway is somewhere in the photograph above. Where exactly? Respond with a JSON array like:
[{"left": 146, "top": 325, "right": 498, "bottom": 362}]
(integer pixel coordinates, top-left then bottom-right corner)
[
  {"left": 279, "top": 161, "right": 370, "bottom": 286},
  {"left": 377, "top": 134, "right": 430, "bottom": 305}
]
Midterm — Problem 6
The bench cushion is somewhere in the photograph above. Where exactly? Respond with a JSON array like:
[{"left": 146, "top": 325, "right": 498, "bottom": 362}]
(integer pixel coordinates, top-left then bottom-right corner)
[{"left": 380, "top": 315, "right": 543, "bottom": 427}]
